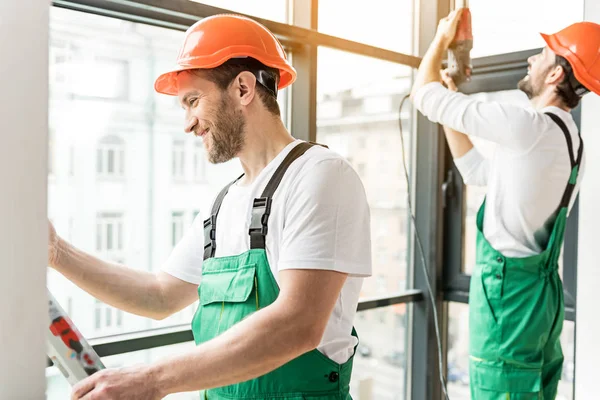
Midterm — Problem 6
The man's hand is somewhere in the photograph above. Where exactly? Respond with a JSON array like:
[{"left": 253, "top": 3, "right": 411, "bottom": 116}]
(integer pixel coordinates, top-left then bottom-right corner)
[
  {"left": 434, "top": 9, "right": 463, "bottom": 50},
  {"left": 48, "top": 219, "right": 62, "bottom": 268},
  {"left": 411, "top": 9, "right": 464, "bottom": 100},
  {"left": 72, "top": 366, "right": 162, "bottom": 400},
  {"left": 441, "top": 69, "right": 459, "bottom": 92}
]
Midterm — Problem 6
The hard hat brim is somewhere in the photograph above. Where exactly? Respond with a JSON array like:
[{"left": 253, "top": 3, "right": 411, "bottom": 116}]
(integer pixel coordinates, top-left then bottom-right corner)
[{"left": 154, "top": 58, "right": 297, "bottom": 97}]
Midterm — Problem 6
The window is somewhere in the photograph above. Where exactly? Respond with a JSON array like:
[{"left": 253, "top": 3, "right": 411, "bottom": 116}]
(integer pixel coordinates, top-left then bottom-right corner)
[
  {"left": 172, "top": 211, "right": 185, "bottom": 248},
  {"left": 46, "top": 3, "right": 427, "bottom": 398},
  {"left": 318, "top": 0, "right": 414, "bottom": 54},
  {"left": 357, "top": 136, "right": 367, "bottom": 149},
  {"left": 193, "top": 142, "right": 206, "bottom": 181},
  {"left": 96, "top": 212, "right": 124, "bottom": 261},
  {"left": 317, "top": 48, "right": 413, "bottom": 298},
  {"left": 69, "top": 57, "right": 130, "bottom": 99},
  {"left": 47, "top": 6, "right": 242, "bottom": 349},
  {"left": 172, "top": 140, "right": 186, "bottom": 180},
  {"left": 97, "top": 135, "right": 125, "bottom": 178},
  {"left": 94, "top": 299, "right": 124, "bottom": 331},
  {"left": 69, "top": 146, "right": 75, "bottom": 176},
  {"left": 192, "top": 210, "right": 200, "bottom": 223},
  {"left": 469, "top": 0, "right": 585, "bottom": 57},
  {"left": 350, "top": 306, "right": 408, "bottom": 399},
  {"left": 356, "top": 163, "right": 366, "bottom": 178},
  {"left": 447, "top": 302, "right": 575, "bottom": 399}
]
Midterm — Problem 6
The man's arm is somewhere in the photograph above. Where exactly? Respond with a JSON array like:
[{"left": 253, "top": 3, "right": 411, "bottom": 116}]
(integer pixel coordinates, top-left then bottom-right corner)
[
  {"left": 438, "top": 70, "right": 490, "bottom": 186},
  {"left": 49, "top": 222, "right": 198, "bottom": 320},
  {"left": 410, "top": 9, "right": 462, "bottom": 100},
  {"left": 411, "top": 10, "right": 544, "bottom": 152},
  {"left": 71, "top": 268, "right": 348, "bottom": 398},
  {"left": 440, "top": 69, "right": 474, "bottom": 159}
]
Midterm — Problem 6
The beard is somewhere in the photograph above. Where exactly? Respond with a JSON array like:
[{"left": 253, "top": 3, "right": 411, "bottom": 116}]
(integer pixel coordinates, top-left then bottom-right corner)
[
  {"left": 204, "top": 94, "right": 246, "bottom": 164},
  {"left": 518, "top": 65, "right": 552, "bottom": 100}
]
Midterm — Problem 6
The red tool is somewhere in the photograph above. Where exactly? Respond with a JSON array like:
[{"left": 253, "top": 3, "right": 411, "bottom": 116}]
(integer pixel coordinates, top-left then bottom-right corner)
[
  {"left": 47, "top": 290, "right": 105, "bottom": 385},
  {"left": 447, "top": 1, "right": 473, "bottom": 86}
]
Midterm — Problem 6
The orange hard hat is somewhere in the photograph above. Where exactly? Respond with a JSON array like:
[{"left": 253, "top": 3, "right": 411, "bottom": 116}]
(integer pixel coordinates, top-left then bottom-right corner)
[
  {"left": 541, "top": 21, "right": 600, "bottom": 96},
  {"left": 154, "top": 14, "right": 296, "bottom": 96}
]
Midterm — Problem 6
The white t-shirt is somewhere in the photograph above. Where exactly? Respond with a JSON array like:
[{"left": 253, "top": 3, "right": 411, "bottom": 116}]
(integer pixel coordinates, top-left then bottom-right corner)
[
  {"left": 414, "top": 82, "right": 585, "bottom": 257},
  {"left": 163, "top": 140, "right": 372, "bottom": 364}
]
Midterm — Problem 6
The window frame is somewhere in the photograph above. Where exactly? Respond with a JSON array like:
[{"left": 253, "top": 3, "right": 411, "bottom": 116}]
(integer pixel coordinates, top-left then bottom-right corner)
[{"left": 46, "top": 1, "right": 447, "bottom": 399}]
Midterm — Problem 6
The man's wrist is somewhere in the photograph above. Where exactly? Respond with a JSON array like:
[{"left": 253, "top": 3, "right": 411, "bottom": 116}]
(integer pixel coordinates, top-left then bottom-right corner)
[
  {"left": 50, "top": 237, "right": 68, "bottom": 269},
  {"left": 432, "top": 34, "right": 451, "bottom": 52},
  {"left": 147, "top": 362, "right": 172, "bottom": 398}
]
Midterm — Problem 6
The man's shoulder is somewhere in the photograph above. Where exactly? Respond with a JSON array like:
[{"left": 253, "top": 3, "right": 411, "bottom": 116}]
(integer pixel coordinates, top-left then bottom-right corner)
[
  {"left": 279, "top": 142, "right": 366, "bottom": 201},
  {"left": 296, "top": 143, "right": 359, "bottom": 180}
]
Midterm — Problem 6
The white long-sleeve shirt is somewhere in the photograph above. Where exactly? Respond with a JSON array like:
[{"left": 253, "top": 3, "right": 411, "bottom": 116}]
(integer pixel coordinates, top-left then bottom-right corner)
[{"left": 413, "top": 82, "right": 585, "bottom": 258}]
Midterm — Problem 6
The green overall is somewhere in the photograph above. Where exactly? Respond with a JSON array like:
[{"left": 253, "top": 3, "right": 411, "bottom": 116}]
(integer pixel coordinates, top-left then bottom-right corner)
[
  {"left": 469, "top": 113, "right": 583, "bottom": 399},
  {"left": 191, "top": 142, "right": 356, "bottom": 399}
]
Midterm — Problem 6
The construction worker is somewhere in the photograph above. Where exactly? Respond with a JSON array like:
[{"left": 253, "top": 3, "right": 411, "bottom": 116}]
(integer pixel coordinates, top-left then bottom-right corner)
[
  {"left": 48, "top": 15, "right": 372, "bottom": 399},
  {"left": 411, "top": 10, "right": 600, "bottom": 399}
]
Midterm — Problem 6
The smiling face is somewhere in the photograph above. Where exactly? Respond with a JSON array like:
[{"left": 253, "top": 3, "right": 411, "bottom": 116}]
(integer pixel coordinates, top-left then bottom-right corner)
[
  {"left": 518, "top": 46, "right": 557, "bottom": 100},
  {"left": 177, "top": 70, "right": 246, "bottom": 164}
]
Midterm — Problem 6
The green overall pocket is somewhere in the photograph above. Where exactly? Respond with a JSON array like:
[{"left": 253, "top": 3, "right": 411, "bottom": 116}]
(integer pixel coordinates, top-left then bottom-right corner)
[{"left": 193, "top": 263, "right": 258, "bottom": 344}]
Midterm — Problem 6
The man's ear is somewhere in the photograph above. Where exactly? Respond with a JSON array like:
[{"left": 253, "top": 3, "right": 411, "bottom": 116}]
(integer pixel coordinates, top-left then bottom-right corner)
[
  {"left": 546, "top": 64, "right": 566, "bottom": 86},
  {"left": 232, "top": 71, "right": 258, "bottom": 106}
]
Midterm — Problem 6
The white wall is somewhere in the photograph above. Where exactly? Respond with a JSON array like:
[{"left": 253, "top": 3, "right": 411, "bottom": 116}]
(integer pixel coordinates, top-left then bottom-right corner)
[
  {"left": 575, "top": 1, "right": 600, "bottom": 398},
  {"left": 0, "top": 0, "right": 49, "bottom": 399}
]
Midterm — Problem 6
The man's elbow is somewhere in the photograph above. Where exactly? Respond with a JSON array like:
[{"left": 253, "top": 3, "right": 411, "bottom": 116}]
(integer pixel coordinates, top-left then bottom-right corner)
[
  {"left": 282, "top": 313, "right": 327, "bottom": 354},
  {"left": 302, "top": 323, "right": 327, "bottom": 350}
]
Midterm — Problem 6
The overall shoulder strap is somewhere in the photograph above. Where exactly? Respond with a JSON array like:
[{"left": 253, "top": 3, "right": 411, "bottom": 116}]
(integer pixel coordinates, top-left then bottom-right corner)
[
  {"left": 545, "top": 112, "right": 584, "bottom": 209},
  {"left": 203, "top": 174, "right": 244, "bottom": 261},
  {"left": 249, "top": 142, "right": 315, "bottom": 249}
]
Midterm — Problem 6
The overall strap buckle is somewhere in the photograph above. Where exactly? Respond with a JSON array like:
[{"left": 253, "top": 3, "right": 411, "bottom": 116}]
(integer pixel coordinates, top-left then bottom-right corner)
[
  {"left": 249, "top": 197, "right": 272, "bottom": 249},
  {"left": 203, "top": 215, "right": 217, "bottom": 260},
  {"left": 246, "top": 141, "right": 317, "bottom": 250}
]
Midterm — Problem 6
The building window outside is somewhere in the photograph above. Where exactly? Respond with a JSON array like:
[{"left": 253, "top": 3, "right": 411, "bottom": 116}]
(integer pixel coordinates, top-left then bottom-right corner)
[
  {"left": 172, "top": 140, "right": 186, "bottom": 180},
  {"left": 97, "top": 135, "right": 125, "bottom": 178},
  {"left": 95, "top": 299, "right": 123, "bottom": 331},
  {"left": 172, "top": 211, "right": 185, "bottom": 248},
  {"left": 194, "top": 142, "right": 207, "bottom": 181},
  {"left": 96, "top": 212, "right": 124, "bottom": 262}
]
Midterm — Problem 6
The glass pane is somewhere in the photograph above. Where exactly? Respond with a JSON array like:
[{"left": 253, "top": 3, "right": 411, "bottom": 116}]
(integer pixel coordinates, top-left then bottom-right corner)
[
  {"left": 47, "top": 7, "right": 244, "bottom": 339},
  {"left": 106, "top": 223, "right": 113, "bottom": 250},
  {"left": 462, "top": 90, "right": 529, "bottom": 275},
  {"left": 189, "top": 0, "right": 290, "bottom": 24},
  {"left": 107, "top": 149, "right": 115, "bottom": 173},
  {"left": 118, "top": 222, "right": 123, "bottom": 251},
  {"left": 119, "top": 149, "right": 125, "bottom": 175},
  {"left": 69, "top": 146, "right": 75, "bottom": 176},
  {"left": 318, "top": 0, "right": 414, "bottom": 54},
  {"left": 96, "top": 148, "right": 102, "bottom": 173},
  {"left": 469, "top": 0, "right": 584, "bottom": 57},
  {"left": 316, "top": 48, "right": 413, "bottom": 297},
  {"left": 447, "top": 302, "right": 575, "bottom": 399},
  {"left": 94, "top": 307, "right": 101, "bottom": 330},
  {"left": 95, "top": 222, "right": 102, "bottom": 251},
  {"left": 351, "top": 306, "right": 407, "bottom": 399}
]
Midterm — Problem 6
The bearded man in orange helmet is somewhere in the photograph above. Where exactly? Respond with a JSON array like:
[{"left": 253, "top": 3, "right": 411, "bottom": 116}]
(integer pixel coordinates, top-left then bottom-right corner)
[
  {"left": 48, "top": 15, "right": 371, "bottom": 400},
  {"left": 412, "top": 10, "right": 600, "bottom": 399}
]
